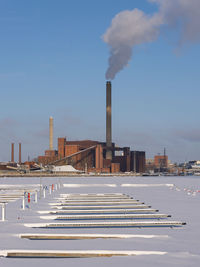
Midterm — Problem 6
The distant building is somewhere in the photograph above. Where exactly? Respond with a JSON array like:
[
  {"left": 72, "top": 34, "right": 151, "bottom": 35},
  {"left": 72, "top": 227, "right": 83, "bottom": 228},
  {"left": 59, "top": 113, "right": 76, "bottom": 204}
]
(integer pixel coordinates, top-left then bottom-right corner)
[
  {"left": 145, "top": 158, "right": 156, "bottom": 173},
  {"left": 154, "top": 155, "right": 168, "bottom": 169}
]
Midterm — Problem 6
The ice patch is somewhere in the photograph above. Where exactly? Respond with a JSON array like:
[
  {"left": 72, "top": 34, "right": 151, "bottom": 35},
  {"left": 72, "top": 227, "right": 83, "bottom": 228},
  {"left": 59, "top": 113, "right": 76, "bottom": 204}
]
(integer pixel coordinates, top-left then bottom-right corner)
[
  {"left": 63, "top": 184, "right": 117, "bottom": 188},
  {"left": 121, "top": 184, "right": 174, "bottom": 187}
]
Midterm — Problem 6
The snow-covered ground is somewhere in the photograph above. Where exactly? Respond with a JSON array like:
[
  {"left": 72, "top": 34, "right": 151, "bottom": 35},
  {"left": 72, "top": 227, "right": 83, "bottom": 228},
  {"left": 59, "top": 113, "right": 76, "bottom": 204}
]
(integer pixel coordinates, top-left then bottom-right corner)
[{"left": 0, "top": 176, "right": 200, "bottom": 266}]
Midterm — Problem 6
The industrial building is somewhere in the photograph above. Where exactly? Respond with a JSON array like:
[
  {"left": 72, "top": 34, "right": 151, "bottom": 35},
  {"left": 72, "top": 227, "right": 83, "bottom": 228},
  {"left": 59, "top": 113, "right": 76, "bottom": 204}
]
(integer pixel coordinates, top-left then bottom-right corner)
[
  {"left": 38, "top": 138, "right": 145, "bottom": 173},
  {"left": 154, "top": 149, "right": 168, "bottom": 171},
  {"left": 38, "top": 82, "right": 146, "bottom": 174},
  {"left": 154, "top": 155, "right": 168, "bottom": 169}
]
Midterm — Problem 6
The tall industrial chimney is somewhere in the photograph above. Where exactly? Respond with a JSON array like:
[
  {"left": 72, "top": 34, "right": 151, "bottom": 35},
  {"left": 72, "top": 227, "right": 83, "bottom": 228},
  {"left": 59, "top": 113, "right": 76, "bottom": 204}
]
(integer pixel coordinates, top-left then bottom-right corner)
[
  {"left": 49, "top": 116, "right": 53, "bottom": 150},
  {"left": 19, "top": 143, "right": 21, "bottom": 164},
  {"left": 11, "top": 143, "right": 14, "bottom": 162},
  {"left": 106, "top": 81, "right": 112, "bottom": 160}
]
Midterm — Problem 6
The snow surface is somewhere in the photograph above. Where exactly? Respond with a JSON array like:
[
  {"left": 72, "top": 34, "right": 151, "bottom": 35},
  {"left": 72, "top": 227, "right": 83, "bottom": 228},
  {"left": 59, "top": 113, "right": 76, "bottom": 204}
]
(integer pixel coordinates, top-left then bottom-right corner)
[
  {"left": 0, "top": 176, "right": 200, "bottom": 266},
  {"left": 52, "top": 165, "right": 80, "bottom": 172},
  {"left": 63, "top": 184, "right": 117, "bottom": 187}
]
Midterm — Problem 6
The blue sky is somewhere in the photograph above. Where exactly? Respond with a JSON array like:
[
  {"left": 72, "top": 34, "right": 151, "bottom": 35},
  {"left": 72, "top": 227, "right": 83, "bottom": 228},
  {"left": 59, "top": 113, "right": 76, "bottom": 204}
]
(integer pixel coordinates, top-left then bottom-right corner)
[{"left": 0, "top": 0, "right": 200, "bottom": 163}]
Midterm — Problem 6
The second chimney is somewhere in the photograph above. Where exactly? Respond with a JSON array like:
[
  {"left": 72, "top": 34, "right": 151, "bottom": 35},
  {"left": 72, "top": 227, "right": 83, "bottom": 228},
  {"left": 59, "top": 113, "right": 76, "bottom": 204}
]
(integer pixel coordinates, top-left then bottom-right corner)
[
  {"left": 19, "top": 143, "right": 21, "bottom": 164},
  {"left": 11, "top": 143, "right": 14, "bottom": 162},
  {"left": 49, "top": 116, "right": 53, "bottom": 150}
]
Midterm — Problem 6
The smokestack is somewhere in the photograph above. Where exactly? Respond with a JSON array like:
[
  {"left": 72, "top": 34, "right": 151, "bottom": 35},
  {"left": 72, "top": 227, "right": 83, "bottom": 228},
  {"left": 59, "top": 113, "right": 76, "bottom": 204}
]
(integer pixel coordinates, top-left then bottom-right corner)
[
  {"left": 11, "top": 143, "right": 14, "bottom": 162},
  {"left": 49, "top": 116, "right": 53, "bottom": 150},
  {"left": 19, "top": 143, "right": 21, "bottom": 164},
  {"left": 106, "top": 81, "right": 112, "bottom": 160}
]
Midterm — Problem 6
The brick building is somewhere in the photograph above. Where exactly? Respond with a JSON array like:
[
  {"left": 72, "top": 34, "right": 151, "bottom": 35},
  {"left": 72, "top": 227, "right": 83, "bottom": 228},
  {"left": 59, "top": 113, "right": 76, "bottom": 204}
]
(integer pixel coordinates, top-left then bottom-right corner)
[
  {"left": 154, "top": 155, "right": 168, "bottom": 169},
  {"left": 38, "top": 137, "right": 145, "bottom": 174}
]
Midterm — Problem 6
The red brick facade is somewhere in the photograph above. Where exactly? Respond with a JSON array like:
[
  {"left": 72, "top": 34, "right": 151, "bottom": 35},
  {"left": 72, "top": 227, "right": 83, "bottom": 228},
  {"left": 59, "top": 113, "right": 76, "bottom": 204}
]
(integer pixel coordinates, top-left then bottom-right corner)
[{"left": 37, "top": 137, "right": 145, "bottom": 174}]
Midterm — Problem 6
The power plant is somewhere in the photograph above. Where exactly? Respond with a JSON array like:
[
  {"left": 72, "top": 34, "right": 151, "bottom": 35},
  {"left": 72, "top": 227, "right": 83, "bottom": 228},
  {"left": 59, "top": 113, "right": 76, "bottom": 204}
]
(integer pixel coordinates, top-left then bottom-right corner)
[
  {"left": 37, "top": 81, "right": 146, "bottom": 174},
  {"left": 2, "top": 82, "right": 145, "bottom": 174}
]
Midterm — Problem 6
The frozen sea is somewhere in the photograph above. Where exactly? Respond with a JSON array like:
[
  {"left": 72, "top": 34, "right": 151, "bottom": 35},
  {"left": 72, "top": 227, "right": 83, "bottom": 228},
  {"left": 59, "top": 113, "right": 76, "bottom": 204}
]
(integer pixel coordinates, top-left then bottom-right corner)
[{"left": 0, "top": 175, "right": 200, "bottom": 266}]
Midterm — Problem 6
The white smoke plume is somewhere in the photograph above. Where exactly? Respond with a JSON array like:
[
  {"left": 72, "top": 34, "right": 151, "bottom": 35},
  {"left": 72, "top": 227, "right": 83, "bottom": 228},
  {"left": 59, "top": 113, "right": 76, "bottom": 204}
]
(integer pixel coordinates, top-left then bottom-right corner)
[{"left": 103, "top": 0, "right": 200, "bottom": 80}]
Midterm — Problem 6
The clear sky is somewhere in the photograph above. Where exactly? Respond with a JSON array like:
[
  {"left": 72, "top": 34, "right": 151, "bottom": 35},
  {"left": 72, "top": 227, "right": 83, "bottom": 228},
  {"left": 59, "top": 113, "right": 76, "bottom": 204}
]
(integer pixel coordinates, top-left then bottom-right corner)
[{"left": 0, "top": 0, "right": 200, "bottom": 163}]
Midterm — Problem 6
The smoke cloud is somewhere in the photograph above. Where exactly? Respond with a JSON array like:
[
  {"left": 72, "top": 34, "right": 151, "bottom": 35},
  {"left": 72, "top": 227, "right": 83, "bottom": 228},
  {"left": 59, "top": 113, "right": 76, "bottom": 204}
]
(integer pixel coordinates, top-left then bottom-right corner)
[{"left": 103, "top": 0, "right": 200, "bottom": 80}]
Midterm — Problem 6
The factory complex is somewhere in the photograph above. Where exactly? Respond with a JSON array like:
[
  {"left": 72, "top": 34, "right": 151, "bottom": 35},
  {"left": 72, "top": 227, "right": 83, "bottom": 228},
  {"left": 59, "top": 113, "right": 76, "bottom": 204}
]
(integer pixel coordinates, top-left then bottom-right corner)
[
  {"left": 1, "top": 81, "right": 196, "bottom": 176},
  {"left": 38, "top": 82, "right": 145, "bottom": 174},
  {"left": 38, "top": 138, "right": 145, "bottom": 174},
  {"left": 1, "top": 81, "right": 193, "bottom": 176}
]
